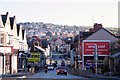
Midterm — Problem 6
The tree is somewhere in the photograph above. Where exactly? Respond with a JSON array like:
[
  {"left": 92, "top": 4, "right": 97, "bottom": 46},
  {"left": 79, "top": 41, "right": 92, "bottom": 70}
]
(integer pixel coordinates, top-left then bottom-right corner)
[
  {"left": 55, "top": 32, "right": 57, "bottom": 35},
  {"left": 46, "top": 32, "right": 52, "bottom": 37},
  {"left": 43, "top": 24, "right": 47, "bottom": 28}
]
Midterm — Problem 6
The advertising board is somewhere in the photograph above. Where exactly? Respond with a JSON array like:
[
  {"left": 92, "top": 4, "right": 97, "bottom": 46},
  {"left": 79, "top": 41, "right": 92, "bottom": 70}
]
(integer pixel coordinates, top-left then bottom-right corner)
[
  {"left": 0, "top": 47, "right": 11, "bottom": 53},
  {"left": 28, "top": 53, "right": 40, "bottom": 62},
  {"left": 83, "top": 40, "right": 110, "bottom": 56}
]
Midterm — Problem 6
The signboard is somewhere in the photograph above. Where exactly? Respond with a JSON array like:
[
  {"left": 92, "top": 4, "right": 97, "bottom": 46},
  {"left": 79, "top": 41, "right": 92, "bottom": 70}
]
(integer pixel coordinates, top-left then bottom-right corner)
[
  {"left": 83, "top": 40, "right": 110, "bottom": 56},
  {"left": 28, "top": 53, "right": 40, "bottom": 62},
  {"left": 0, "top": 47, "right": 11, "bottom": 53}
]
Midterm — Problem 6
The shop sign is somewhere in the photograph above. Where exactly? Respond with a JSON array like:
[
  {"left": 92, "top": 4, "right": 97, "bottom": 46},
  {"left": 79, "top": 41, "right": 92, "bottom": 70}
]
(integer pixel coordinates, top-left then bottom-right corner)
[{"left": 0, "top": 47, "right": 11, "bottom": 53}]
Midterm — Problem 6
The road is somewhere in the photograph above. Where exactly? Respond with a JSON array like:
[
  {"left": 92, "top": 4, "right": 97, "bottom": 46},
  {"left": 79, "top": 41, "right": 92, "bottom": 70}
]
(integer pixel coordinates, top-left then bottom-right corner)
[
  {"left": 26, "top": 68, "right": 84, "bottom": 79},
  {"left": 25, "top": 52, "right": 85, "bottom": 79}
]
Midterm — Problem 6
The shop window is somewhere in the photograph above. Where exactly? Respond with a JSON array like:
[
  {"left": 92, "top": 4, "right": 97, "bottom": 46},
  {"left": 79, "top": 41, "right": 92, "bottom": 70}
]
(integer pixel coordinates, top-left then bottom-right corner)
[{"left": 0, "top": 33, "right": 5, "bottom": 44}]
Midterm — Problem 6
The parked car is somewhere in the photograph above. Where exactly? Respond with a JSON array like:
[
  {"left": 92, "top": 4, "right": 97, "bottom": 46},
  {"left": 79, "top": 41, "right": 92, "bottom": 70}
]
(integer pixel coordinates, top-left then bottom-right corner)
[
  {"left": 52, "top": 63, "right": 57, "bottom": 67},
  {"left": 47, "top": 65, "right": 54, "bottom": 70},
  {"left": 56, "top": 66, "right": 67, "bottom": 75}
]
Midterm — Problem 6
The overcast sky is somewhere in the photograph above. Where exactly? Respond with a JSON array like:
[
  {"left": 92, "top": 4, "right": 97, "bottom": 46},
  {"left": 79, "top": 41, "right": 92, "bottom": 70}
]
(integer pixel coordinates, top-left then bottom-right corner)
[{"left": 0, "top": 0, "right": 119, "bottom": 27}]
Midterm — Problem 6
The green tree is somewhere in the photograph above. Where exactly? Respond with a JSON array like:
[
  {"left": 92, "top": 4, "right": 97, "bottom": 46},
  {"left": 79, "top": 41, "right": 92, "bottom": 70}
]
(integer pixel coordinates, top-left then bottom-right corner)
[
  {"left": 46, "top": 32, "right": 52, "bottom": 37},
  {"left": 43, "top": 24, "right": 47, "bottom": 28}
]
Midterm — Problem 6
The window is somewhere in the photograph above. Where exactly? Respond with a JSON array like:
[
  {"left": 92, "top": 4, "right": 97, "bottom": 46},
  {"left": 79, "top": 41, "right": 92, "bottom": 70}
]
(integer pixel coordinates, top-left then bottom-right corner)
[{"left": 0, "top": 33, "right": 5, "bottom": 44}]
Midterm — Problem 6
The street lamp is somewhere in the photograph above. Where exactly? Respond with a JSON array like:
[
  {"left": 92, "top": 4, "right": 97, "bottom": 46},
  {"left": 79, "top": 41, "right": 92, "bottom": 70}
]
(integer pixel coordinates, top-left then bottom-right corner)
[
  {"left": 93, "top": 44, "right": 98, "bottom": 77},
  {"left": 67, "top": 38, "right": 71, "bottom": 57},
  {"left": 70, "top": 48, "right": 75, "bottom": 67}
]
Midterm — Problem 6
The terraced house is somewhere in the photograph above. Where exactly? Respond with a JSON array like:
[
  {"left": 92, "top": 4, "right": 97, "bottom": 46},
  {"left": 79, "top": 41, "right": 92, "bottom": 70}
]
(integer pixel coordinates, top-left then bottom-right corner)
[{"left": 0, "top": 12, "right": 28, "bottom": 75}]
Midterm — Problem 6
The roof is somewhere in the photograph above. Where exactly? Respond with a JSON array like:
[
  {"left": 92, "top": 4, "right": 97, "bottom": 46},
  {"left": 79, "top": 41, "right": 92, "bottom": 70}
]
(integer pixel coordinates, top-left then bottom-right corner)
[
  {"left": 22, "top": 29, "right": 24, "bottom": 40},
  {"left": 111, "top": 52, "right": 120, "bottom": 58},
  {"left": 10, "top": 16, "right": 15, "bottom": 30},
  {"left": 1, "top": 12, "right": 8, "bottom": 26},
  {"left": 64, "top": 37, "right": 73, "bottom": 43},
  {"left": 0, "top": 16, "right": 4, "bottom": 27},
  {"left": 93, "top": 27, "right": 116, "bottom": 37},
  {"left": 83, "top": 27, "right": 116, "bottom": 41},
  {"left": 74, "top": 32, "right": 93, "bottom": 43},
  {"left": 1, "top": 15, "right": 7, "bottom": 26},
  {"left": 17, "top": 24, "right": 20, "bottom": 36}
]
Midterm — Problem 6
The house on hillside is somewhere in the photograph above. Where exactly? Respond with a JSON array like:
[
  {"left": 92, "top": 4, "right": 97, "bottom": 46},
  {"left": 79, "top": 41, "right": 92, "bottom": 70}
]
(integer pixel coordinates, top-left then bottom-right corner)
[{"left": 54, "top": 39, "right": 63, "bottom": 52}]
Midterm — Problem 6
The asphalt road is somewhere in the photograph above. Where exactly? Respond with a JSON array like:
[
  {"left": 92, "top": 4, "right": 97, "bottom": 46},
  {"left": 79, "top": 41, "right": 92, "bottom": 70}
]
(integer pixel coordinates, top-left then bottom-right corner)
[{"left": 25, "top": 52, "right": 85, "bottom": 79}]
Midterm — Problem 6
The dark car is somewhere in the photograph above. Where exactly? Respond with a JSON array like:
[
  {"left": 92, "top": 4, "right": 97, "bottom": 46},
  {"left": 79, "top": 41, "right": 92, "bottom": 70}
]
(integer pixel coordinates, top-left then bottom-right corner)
[
  {"left": 52, "top": 63, "right": 57, "bottom": 67},
  {"left": 61, "top": 60, "right": 65, "bottom": 66},
  {"left": 57, "top": 66, "right": 67, "bottom": 75}
]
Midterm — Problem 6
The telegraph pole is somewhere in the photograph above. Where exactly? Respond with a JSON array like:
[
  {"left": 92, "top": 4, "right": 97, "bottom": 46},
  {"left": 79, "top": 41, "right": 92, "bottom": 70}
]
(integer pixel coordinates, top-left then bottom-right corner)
[{"left": 78, "top": 31, "right": 81, "bottom": 69}]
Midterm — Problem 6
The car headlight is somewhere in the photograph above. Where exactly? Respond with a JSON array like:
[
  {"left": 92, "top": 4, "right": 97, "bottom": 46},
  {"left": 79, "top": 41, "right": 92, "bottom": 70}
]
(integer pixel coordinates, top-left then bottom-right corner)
[
  {"left": 57, "top": 70, "right": 60, "bottom": 72},
  {"left": 65, "top": 70, "right": 67, "bottom": 72}
]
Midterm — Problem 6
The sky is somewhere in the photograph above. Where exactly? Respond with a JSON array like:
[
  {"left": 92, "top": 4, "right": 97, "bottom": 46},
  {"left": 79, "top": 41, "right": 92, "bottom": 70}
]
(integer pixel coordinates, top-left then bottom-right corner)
[{"left": 0, "top": 0, "right": 119, "bottom": 27}]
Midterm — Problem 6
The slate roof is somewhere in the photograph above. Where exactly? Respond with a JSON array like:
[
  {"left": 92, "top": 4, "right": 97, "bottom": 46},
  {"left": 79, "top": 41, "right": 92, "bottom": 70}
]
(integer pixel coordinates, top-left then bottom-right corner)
[
  {"left": 10, "top": 16, "right": 15, "bottom": 30},
  {"left": 17, "top": 24, "right": 20, "bottom": 36},
  {"left": 22, "top": 29, "right": 24, "bottom": 40},
  {"left": 1, "top": 15, "right": 7, "bottom": 26},
  {"left": 1, "top": 12, "right": 8, "bottom": 26},
  {"left": 74, "top": 32, "right": 93, "bottom": 43},
  {"left": 91, "top": 27, "right": 116, "bottom": 37},
  {"left": 64, "top": 37, "right": 73, "bottom": 43},
  {"left": 74, "top": 27, "right": 116, "bottom": 43}
]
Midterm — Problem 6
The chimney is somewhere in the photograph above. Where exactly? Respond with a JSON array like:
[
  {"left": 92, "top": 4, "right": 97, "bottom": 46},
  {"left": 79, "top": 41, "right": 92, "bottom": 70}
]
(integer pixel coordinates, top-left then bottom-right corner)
[
  {"left": 93, "top": 23, "right": 102, "bottom": 31},
  {"left": 6, "top": 12, "right": 9, "bottom": 16}
]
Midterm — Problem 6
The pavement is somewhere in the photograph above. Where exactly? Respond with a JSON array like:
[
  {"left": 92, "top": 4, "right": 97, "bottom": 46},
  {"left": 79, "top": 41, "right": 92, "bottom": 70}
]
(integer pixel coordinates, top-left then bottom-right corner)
[
  {"left": 68, "top": 67, "right": 120, "bottom": 80},
  {"left": 0, "top": 67, "right": 42, "bottom": 78},
  {"left": 1, "top": 67, "right": 120, "bottom": 80}
]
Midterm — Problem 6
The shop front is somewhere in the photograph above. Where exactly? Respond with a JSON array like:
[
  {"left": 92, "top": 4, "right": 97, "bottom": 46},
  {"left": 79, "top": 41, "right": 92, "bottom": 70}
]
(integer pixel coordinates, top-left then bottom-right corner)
[
  {"left": 11, "top": 49, "right": 18, "bottom": 74},
  {"left": 0, "top": 46, "right": 18, "bottom": 75}
]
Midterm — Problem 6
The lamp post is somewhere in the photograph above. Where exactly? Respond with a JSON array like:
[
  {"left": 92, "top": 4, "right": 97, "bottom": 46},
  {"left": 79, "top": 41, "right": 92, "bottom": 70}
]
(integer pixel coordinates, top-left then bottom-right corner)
[
  {"left": 70, "top": 48, "right": 75, "bottom": 67},
  {"left": 93, "top": 44, "right": 98, "bottom": 77},
  {"left": 67, "top": 38, "right": 71, "bottom": 57}
]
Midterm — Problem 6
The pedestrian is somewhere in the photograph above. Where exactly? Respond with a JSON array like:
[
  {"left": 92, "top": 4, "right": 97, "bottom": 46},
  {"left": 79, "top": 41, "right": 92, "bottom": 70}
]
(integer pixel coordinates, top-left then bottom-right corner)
[
  {"left": 45, "top": 65, "right": 47, "bottom": 73},
  {"left": 28, "top": 64, "right": 31, "bottom": 72}
]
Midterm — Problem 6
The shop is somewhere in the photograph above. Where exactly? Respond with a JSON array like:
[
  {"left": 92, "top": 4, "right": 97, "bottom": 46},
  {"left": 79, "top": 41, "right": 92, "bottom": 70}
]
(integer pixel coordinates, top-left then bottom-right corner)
[
  {"left": 11, "top": 49, "right": 18, "bottom": 73},
  {"left": 18, "top": 51, "right": 25, "bottom": 69},
  {"left": 0, "top": 46, "right": 18, "bottom": 75}
]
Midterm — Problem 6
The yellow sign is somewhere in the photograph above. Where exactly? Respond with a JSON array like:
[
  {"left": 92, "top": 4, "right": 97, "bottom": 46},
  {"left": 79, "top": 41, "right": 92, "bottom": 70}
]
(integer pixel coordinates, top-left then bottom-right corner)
[
  {"left": 28, "top": 58, "right": 40, "bottom": 62},
  {"left": 28, "top": 53, "right": 40, "bottom": 62}
]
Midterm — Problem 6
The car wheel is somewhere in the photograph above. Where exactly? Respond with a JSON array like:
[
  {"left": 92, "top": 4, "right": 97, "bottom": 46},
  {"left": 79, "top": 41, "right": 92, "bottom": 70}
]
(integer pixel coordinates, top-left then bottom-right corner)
[{"left": 57, "top": 73, "right": 58, "bottom": 75}]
